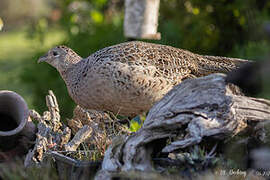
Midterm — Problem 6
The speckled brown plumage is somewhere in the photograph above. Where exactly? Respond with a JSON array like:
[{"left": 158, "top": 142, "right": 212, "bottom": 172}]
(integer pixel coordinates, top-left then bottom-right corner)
[{"left": 38, "top": 41, "right": 250, "bottom": 116}]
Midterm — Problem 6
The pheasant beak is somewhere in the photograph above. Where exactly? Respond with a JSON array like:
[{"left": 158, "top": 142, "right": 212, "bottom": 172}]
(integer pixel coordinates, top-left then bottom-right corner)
[{"left": 38, "top": 53, "right": 48, "bottom": 63}]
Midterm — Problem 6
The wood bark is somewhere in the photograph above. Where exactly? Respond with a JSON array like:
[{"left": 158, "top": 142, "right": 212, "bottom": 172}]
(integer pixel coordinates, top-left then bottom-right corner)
[
  {"left": 101, "top": 73, "right": 270, "bottom": 172},
  {"left": 24, "top": 91, "right": 93, "bottom": 167},
  {"left": 64, "top": 125, "right": 92, "bottom": 151},
  {"left": 124, "top": 0, "right": 161, "bottom": 40},
  {"left": 24, "top": 91, "right": 126, "bottom": 179}
]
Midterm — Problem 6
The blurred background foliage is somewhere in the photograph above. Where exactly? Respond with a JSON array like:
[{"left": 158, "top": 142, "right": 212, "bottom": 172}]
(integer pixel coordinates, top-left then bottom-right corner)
[{"left": 0, "top": 0, "right": 270, "bottom": 119}]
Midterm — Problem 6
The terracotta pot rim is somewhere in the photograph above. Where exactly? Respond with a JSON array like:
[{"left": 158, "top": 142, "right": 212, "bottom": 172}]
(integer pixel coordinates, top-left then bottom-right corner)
[{"left": 0, "top": 90, "right": 28, "bottom": 136}]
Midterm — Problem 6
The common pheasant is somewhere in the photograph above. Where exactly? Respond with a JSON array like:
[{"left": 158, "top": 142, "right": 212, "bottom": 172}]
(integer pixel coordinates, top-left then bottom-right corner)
[{"left": 38, "top": 41, "right": 250, "bottom": 116}]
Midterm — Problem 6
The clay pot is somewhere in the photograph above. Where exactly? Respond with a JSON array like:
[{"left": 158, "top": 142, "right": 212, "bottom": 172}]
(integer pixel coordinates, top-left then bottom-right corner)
[
  {"left": 50, "top": 152, "right": 101, "bottom": 180},
  {"left": 0, "top": 90, "right": 36, "bottom": 161}
]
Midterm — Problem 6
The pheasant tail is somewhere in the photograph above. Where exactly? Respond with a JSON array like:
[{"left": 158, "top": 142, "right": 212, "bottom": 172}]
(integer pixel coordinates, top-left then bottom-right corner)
[{"left": 196, "top": 55, "right": 250, "bottom": 75}]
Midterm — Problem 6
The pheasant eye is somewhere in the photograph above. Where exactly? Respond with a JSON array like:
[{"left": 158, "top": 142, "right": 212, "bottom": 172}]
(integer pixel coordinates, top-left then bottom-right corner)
[{"left": 52, "top": 51, "right": 59, "bottom": 57}]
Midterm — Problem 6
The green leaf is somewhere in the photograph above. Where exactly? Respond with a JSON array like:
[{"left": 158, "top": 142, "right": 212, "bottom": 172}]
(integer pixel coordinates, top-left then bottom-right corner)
[{"left": 129, "top": 120, "right": 142, "bottom": 132}]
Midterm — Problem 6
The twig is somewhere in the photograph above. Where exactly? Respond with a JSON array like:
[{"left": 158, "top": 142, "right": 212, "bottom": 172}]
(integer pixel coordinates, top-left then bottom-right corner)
[{"left": 65, "top": 125, "right": 92, "bottom": 151}]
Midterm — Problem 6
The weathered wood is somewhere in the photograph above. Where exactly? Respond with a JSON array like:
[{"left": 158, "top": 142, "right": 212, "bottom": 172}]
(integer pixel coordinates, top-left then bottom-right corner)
[
  {"left": 101, "top": 73, "right": 270, "bottom": 172},
  {"left": 124, "top": 0, "right": 161, "bottom": 40},
  {"left": 24, "top": 91, "right": 128, "bottom": 179},
  {"left": 64, "top": 125, "right": 92, "bottom": 151},
  {"left": 24, "top": 91, "right": 97, "bottom": 167},
  {"left": 24, "top": 90, "right": 71, "bottom": 167}
]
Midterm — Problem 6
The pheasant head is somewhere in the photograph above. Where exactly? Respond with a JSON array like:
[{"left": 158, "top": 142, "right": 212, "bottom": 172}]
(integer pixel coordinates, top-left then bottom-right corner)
[{"left": 38, "top": 46, "right": 81, "bottom": 74}]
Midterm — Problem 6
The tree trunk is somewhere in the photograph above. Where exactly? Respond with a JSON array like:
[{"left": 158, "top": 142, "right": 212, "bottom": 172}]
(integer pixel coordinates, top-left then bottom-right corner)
[{"left": 124, "top": 0, "right": 161, "bottom": 40}]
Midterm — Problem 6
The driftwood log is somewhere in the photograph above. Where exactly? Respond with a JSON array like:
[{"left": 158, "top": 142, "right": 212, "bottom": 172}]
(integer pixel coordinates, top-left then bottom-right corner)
[{"left": 101, "top": 73, "right": 270, "bottom": 173}]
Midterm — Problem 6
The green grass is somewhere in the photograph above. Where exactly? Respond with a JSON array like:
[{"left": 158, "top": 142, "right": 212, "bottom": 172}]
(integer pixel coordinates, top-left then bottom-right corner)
[{"left": 0, "top": 29, "right": 65, "bottom": 109}]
